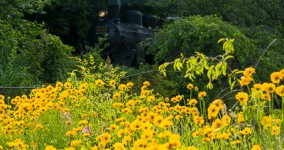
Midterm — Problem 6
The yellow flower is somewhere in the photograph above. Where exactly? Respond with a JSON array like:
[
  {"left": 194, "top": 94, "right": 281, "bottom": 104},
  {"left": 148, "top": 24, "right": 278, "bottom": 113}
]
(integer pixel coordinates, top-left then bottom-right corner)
[
  {"left": 198, "top": 91, "right": 207, "bottom": 99},
  {"left": 109, "top": 80, "right": 116, "bottom": 87},
  {"left": 261, "top": 93, "right": 271, "bottom": 101},
  {"left": 261, "top": 116, "right": 272, "bottom": 129},
  {"left": 212, "top": 99, "right": 224, "bottom": 109},
  {"left": 56, "top": 82, "right": 63, "bottom": 88},
  {"left": 101, "top": 132, "right": 112, "bottom": 145},
  {"left": 118, "top": 84, "right": 127, "bottom": 91},
  {"left": 239, "top": 127, "right": 252, "bottom": 135},
  {"left": 175, "top": 95, "right": 183, "bottom": 102},
  {"left": 95, "top": 79, "right": 105, "bottom": 87},
  {"left": 113, "top": 142, "right": 125, "bottom": 150},
  {"left": 193, "top": 116, "right": 204, "bottom": 126},
  {"left": 276, "top": 85, "right": 284, "bottom": 97},
  {"left": 78, "top": 120, "right": 88, "bottom": 126},
  {"left": 117, "top": 129, "right": 126, "bottom": 138},
  {"left": 126, "top": 82, "right": 134, "bottom": 88},
  {"left": 64, "top": 82, "right": 72, "bottom": 88},
  {"left": 122, "top": 135, "right": 131, "bottom": 144},
  {"left": 133, "top": 139, "right": 148, "bottom": 149},
  {"left": 188, "top": 99, "right": 198, "bottom": 105},
  {"left": 113, "top": 93, "right": 121, "bottom": 99},
  {"left": 45, "top": 145, "right": 57, "bottom": 150},
  {"left": 235, "top": 92, "right": 249, "bottom": 105},
  {"left": 243, "top": 67, "right": 256, "bottom": 77},
  {"left": 251, "top": 145, "right": 261, "bottom": 150},
  {"left": 230, "top": 140, "right": 241, "bottom": 145},
  {"left": 207, "top": 105, "right": 219, "bottom": 119},
  {"left": 212, "top": 118, "right": 223, "bottom": 129},
  {"left": 154, "top": 115, "right": 164, "bottom": 126},
  {"left": 147, "top": 95, "right": 155, "bottom": 102},
  {"left": 263, "top": 83, "right": 276, "bottom": 93},
  {"left": 237, "top": 112, "right": 245, "bottom": 123},
  {"left": 0, "top": 95, "right": 4, "bottom": 101},
  {"left": 271, "top": 125, "right": 280, "bottom": 135},
  {"left": 187, "top": 83, "right": 194, "bottom": 90},
  {"left": 143, "top": 81, "right": 150, "bottom": 86},
  {"left": 270, "top": 71, "right": 283, "bottom": 84},
  {"left": 79, "top": 83, "right": 88, "bottom": 90},
  {"left": 109, "top": 124, "right": 118, "bottom": 131},
  {"left": 70, "top": 140, "right": 82, "bottom": 147},
  {"left": 239, "top": 76, "right": 253, "bottom": 86},
  {"left": 221, "top": 115, "right": 231, "bottom": 126}
]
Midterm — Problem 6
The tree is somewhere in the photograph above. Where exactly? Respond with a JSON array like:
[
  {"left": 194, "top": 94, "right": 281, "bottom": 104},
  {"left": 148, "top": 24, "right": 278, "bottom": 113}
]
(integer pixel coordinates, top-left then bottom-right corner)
[{"left": 0, "top": 0, "right": 74, "bottom": 90}]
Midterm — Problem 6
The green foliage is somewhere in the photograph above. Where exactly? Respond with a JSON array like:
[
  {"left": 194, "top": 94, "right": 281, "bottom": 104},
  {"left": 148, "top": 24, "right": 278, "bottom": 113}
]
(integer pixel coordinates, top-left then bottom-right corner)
[
  {"left": 160, "top": 38, "right": 241, "bottom": 90},
  {"left": 146, "top": 16, "right": 254, "bottom": 69},
  {"left": 0, "top": 0, "right": 75, "bottom": 98}
]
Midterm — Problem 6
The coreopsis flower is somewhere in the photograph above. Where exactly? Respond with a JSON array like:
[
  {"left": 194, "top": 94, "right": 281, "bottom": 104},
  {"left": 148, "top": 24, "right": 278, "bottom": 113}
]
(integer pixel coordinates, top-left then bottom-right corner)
[
  {"left": 113, "top": 143, "right": 125, "bottom": 150},
  {"left": 78, "top": 120, "right": 88, "bottom": 126},
  {"left": 198, "top": 91, "right": 207, "bottom": 98},
  {"left": 175, "top": 95, "right": 183, "bottom": 102},
  {"left": 109, "top": 124, "right": 118, "bottom": 131},
  {"left": 45, "top": 145, "right": 57, "bottom": 150},
  {"left": 251, "top": 145, "right": 261, "bottom": 150},
  {"left": 113, "top": 93, "right": 121, "bottom": 99},
  {"left": 64, "top": 82, "right": 72, "bottom": 88},
  {"left": 95, "top": 79, "right": 105, "bottom": 87},
  {"left": 186, "top": 146, "right": 198, "bottom": 150},
  {"left": 147, "top": 95, "right": 155, "bottom": 102},
  {"left": 212, "top": 118, "right": 223, "bottom": 129},
  {"left": 126, "top": 82, "right": 134, "bottom": 88},
  {"left": 118, "top": 84, "right": 127, "bottom": 91},
  {"left": 187, "top": 83, "right": 194, "bottom": 90},
  {"left": 101, "top": 132, "right": 112, "bottom": 146},
  {"left": 221, "top": 115, "right": 231, "bottom": 126},
  {"left": 168, "top": 139, "right": 181, "bottom": 149},
  {"left": 109, "top": 80, "right": 116, "bottom": 87},
  {"left": 235, "top": 92, "right": 249, "bottom": 105},
  {"left": 79, "top": 83, "right": 88, "bottom": 91},
  {"left": 147, "top": 112, "right": 156, "bottom": 122},
  {"left": 261, "top": 116, "right": 272, "bottom": 129},
  {"left": 239, "top": 127, "right": 252, "bottom": 135},
  {"left": 208, "top": 105, "right": 220, "bottom": 119},
  {"left": 271, "top": 125, "right": 280, "bottom": 135},
  {"left": 263, "top": 83, "right": 276, "bottom": 93},
  {"left": 276, "top": 85, "right": 284, "bottom": 97},
  {"left": 193, "top": 116, "right": 204, "bottom": 126},
  {"left": 0, "top": 95, "right": 5, "bottom": 101},
  {"left": 231, "top": 140, "right": 241, "bottom": 145},
  {"left": 134, "top": 139, "right": 148, "bottom": 149},
  {"left": 117, "top": 129, "right": 126, "bottom": 138},
  {"left": 143, "top": 81, "right": 150, "bottom": 86},
  {"left": 188, "top": 99, "right": 198, "bottom": 105},
  {"left": 56, "top": 82, "right": 63, "bottom": 88},
  {"left": 113, "top": 103, "right": 124, "bottom": 109},
  {"left": 243, "top": 67, "right": 256, "bottom": 77},
  {"left": 154, "top": 115, "right": 164, "bottom": 127},
  {"left": 122, "top": 135, "right": 131, "bottom": 144},
  {"left": 270, "top": 71, "right": 283, "bottom": 84},
  {"left": 261, "top": 93, "right": 271, "bottom": 101},
  {"left": 70, "top": 140, "right": 82, "bottom": 147},
  {"left": 239, "top": 76, "right": 253, "bottom": 86},
  {"left": 212, "top": 99, "right": 224, "bottom": 109},
  {"left": 237, "top": 112, "right": 245, "bottom": 123},
  {"left": 121, "top": 108, "right": 132, "bottom": 114}
]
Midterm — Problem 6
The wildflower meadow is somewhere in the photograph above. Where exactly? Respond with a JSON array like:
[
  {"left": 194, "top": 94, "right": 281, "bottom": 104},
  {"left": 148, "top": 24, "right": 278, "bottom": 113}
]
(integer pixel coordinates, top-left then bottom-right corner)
[{"left": 0, "top": 42, "right": 283, "bottom": 150}]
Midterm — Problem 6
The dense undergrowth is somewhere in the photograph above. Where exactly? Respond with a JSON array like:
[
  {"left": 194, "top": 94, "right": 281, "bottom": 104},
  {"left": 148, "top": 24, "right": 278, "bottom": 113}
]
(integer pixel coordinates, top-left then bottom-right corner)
[{"left": 0, "top": 50, "right": 283, "bottom": 150}]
